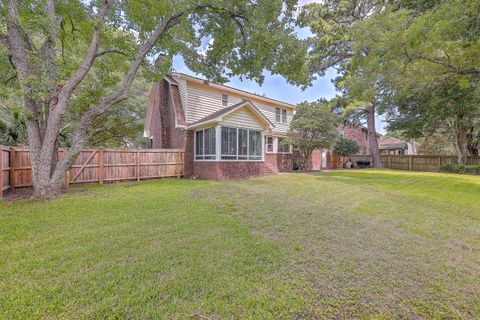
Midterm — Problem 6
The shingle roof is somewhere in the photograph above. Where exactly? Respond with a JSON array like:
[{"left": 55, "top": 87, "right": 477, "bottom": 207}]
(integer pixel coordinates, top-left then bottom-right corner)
[
  {"left": 380, "top": 142, "right": 408, "bottom": 150},
  {"left": 379, "top": 136, "right": 408, "bottom": 149},
  {"left": 188, "top": 100, "right": 274, "bottom": 128}
]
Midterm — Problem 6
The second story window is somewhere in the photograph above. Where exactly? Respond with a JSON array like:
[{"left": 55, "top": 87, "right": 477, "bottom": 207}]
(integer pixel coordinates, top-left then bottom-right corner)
[
  {"left": 275, "top": 108, "right": 287, "bottom": 124},
  {"left": 221, "top": 93, "right": 228, "bottom": 107}
]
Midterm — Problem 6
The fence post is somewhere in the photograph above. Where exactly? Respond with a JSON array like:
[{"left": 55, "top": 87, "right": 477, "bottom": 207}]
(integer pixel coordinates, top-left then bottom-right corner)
[
  {"left": 99, "top": 149, "right": 104, "bottom": 184},
  {"left": 0, "top": 148, "right": 3, "bottom": 198},
  {"left": 408, "top": 155, "right": 413, "bottom": 171},
  {"left": 178, "top": 151, "right": 182, "bottom": 178},
  {"left": 62, "top": 149, "right": 70, "bottom": 188},
  {"left": 136, "top": 150, "right": 140, "bottom": 181},
  {"left": 438, "top": 156, "right": 442, "bottom": 172},
  {"left": 9, "top": 147, "right": 15, "bottom": 191},
  {"left": 388, "top": 154, "right": 391, "bottom": 168}
]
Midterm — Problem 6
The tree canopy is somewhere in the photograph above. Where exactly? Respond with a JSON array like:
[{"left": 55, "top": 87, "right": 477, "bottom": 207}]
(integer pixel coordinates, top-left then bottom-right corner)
[
  {"left": 0, "top": 0, "right": 310, "bottom": 198},
  {"left": 313, "top": 0, "right": 480, "bottom": 164},
  {"left": 285, "top": 100, "right": 338, "bottom": 170}
]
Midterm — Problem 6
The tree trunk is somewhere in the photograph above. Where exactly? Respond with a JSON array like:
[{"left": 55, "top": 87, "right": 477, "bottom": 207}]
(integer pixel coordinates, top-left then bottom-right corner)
[
  {"left": 30, "top": 137, "right": 70, "bottom": 200},
  {"left": 466, "top": 127, "right": 479, "bottom": 157},
  {"left": 452, "top": 125, "right": 468, "bottom": 165},
  {"left": 32, "top": 175, "right": 66, "bottom": 199},
  {"left": 302, "top": 150, "right": 313, "bottom": 171},
  {"left": 366, "top": 103, "right": 382, "bottom": 168}
]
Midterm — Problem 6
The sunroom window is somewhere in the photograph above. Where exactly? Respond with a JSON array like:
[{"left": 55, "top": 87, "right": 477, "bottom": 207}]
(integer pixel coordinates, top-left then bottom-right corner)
[
  {"left": 195, "top": 127, "right": 216, "bottom": 160},
  {"left": 221, "top": 126, "right": 263, "bottom": 160}
]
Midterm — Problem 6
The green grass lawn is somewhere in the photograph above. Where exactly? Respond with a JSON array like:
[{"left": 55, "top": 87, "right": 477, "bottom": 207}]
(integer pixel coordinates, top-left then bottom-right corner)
[{"left": 1, "top": 170, "right": 479, "bottom": 319}]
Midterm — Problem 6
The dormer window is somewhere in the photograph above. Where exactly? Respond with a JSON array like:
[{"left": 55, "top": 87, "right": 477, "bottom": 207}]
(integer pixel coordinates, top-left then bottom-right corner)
[
  {"left": 275, "top": 108, "right": 287, "bottom": 124},
  {"left": 221, "top": 93, "right": 228, "bottom": 107}
]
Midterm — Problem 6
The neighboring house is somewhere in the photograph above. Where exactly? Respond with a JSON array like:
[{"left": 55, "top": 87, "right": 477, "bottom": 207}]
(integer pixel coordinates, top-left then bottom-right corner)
[
  {"left": 379, "top": 136, "right": 417, "bottom": 155},
  {"left": 144, "top": 73, "right": 307, "bottom": 179},
  {"left": 337, "top": 124, "right": 381, "bottom": 156}
]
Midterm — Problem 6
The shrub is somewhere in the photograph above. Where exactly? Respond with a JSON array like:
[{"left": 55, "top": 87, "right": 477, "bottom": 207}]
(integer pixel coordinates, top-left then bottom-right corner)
[
  {"left": 333, "top": 137, "right": 360, "bottom": 157},
  {"left": 440, "top": 164, "right": 480, "bottom": 175}
]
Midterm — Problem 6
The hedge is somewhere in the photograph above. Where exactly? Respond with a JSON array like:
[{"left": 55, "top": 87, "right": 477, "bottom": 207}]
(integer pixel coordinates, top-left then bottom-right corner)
[{"left": 440, "top": 164, "right": 480, "bottom": 175}]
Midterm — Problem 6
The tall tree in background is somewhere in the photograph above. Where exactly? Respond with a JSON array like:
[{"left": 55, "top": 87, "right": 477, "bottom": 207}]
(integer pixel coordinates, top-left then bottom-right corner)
[
  {"left": 1, "top": 0, "right": 309, "bottom": 199},
  {"left": 348, "top": 0, "right": 480, "bottom": 164},
  {"left": 298, "top": 0, "right": 384, "bottom": 167}
]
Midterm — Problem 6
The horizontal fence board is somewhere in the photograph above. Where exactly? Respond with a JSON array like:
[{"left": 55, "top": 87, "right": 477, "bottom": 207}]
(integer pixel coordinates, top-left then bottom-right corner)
[{"left": 0, "top": 147, "right": 184, "bottom": 196}]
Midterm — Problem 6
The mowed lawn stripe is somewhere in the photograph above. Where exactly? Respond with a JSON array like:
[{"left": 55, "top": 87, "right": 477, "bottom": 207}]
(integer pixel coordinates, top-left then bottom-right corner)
[
  {"left": 1, "top": 170, "right": 479, "bottom": 319},
  {"left": 0, "top": 180, "right": 301, "bottom": 319}
]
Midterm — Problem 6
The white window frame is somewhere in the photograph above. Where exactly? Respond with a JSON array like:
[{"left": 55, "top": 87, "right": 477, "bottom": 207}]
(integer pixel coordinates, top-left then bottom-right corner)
[
  {"left": 265, "top": 136, "right": 274, "bottom": 153},
  {"left": 276, "top": 136, "right": 293, "bottom": 154},
  {"left": 221, "top": 93, "right": 229, "bottom": 107},
  {"left": 275, "top": 107, "right": 288, "bottom": 124},
  {"left": 194, "top": 127, "right": 217, "bottom": 161},
  {"left": 220, "top": 126, "right": 264, "bottom": 161}
]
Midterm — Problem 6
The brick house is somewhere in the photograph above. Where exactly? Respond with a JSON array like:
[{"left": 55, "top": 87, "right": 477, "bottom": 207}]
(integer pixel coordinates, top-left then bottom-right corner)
[
  {"left": 337, "top": 124, "right": 380, "bottom": 156},
  {"left": 144, "top": 73, "right": 321, "bottom": 179}
]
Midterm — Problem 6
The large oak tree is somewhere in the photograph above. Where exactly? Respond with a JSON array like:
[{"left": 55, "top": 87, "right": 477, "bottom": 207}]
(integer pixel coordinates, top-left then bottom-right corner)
[
  {"left": 0, "top": 0, "right": 309, "bottom": 198},
  {"left": 298, "top": 0, "right": 385, "bottom": 167}
]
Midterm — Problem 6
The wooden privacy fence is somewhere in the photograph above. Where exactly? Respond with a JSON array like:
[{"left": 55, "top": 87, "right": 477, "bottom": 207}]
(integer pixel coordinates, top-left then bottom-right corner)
[
  {"left": 349, "top": 154, "right": 480, "bottom": 172},
  {"left": 1, "top": 146, "right": 10, "bottom": 197},
  {"left": 0, "top": 146, "right": 184, "bottom": 197}
]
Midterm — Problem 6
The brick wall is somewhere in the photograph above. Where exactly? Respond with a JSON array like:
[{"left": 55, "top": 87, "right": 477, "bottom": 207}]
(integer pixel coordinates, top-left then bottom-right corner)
[
  {"left": 169, "top": 84, "right": 187, "bottom": 149},
  {"left": 194, "top": 161, "right": 265, "bottom": 179},
  {"left": 149, "top": 80, "right": 187, "bottom": 150},
  {"left": 148, "top": 83, "right": 164, "bottom": 149},
  {"left": 292, "top": 149, "right": 323, "bottom": 170},
  {"left": 265, "top": 153, "right": 293, "bottom": 173},
  {"left": 340, "top": 125, "right": 377, "bottom": 155},
  {"left": 184, "top": 130, "right": 195, "bottom": 177}
]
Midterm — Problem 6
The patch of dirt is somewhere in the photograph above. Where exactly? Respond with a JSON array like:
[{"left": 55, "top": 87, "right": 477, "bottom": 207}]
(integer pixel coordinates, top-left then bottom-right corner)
[
  {"left": 2, "top": 188, "right": 34, "bottom": 201},
  {"left": 1, "top": 186, "right": 93, "bottom": 202}
]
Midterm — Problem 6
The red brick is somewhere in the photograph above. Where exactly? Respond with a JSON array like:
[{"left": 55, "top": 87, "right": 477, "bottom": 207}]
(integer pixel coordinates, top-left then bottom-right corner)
[
  {"left": 265, "top": 154, "right": 293, "bottom": 173},
  {"left": 194, "top": 161, "right": 265, "bottom": 179}
]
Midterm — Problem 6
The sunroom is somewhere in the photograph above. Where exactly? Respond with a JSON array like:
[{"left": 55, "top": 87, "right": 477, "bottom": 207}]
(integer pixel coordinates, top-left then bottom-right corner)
[{"left": 187, "top": 100, "right": 275, "bottom": 162}]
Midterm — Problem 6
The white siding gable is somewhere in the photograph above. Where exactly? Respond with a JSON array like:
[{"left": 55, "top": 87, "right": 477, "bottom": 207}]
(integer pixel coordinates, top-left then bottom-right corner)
[
  {"left": 222, "top": 108, "right": 265, "bottom": 130},
  {"left": 182, "top": 80, "right": 293, "bottom": 135}
]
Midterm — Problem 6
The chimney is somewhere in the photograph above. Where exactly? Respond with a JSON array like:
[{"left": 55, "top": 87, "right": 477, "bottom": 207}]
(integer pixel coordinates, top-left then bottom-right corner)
[{"left": 410, "top": 138, "right": 417, "bottom": 155}]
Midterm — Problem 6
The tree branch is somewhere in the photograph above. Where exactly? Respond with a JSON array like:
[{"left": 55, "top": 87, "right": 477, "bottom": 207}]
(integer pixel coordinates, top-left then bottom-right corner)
[
  {"left": 52, "top": 11, "right": 186, "bottom": 182},
  {"left": 95, "top": 49, "right": 127, "bottom": 58},
  {"left": 58, "top": 0, "right": 114, "bottom": 100},
  {"left": 404, "top": 49, "right": 479, "bottom": 76}
]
